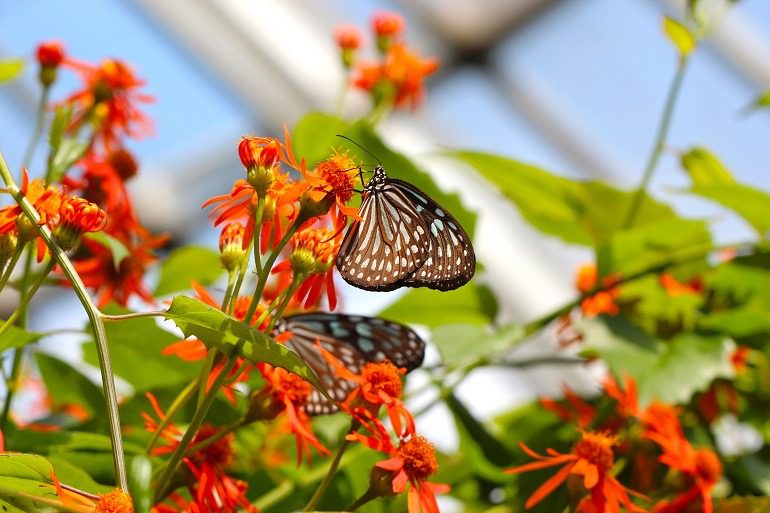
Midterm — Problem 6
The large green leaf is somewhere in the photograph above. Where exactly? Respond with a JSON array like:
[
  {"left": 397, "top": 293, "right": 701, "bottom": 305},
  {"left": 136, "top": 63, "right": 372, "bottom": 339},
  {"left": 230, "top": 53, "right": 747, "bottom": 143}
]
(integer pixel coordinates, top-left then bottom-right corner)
[
  {"left": 0, "top": 59, "right": 24, "bottom": 84},
  {"left": 35, "top": 353, "right": 103, "bottom": 418},
  {"left": 431, "top": 323, "right": 521, "bottom": 368},
  {"left": 292, "top": 112, "right": 476, "bottom": 238},
  {"left": 0, "top": 326, "right": 43, "bottom": 352},
  {"left": 45, "top": 456, "right": 112, "bottom": 494},
  {"left": 164, "top": 296, "right": 325, "bottom": 392},
  {"left": 680, "top": 147, "right": 735, "bottom": 186},
  {"left": 689, "top": 183, "right": 770, "bottom": 237},
  {"left": 379, "top": 282, "right": 497, "bottom": 328},
  {"left": 0, "top": 454, "right": 59, "bottom": 511},
  {"left": 154, "top": 246, "right": 224, "bottom": 296},
  {"left": 580, "top": 316, "right": 733, "bottom": 404},
  {"left": 82, "top": 307, "right": 197, "bottom": 392},
  {"left": 451, "top": 151, "right": 675, "bottom": 245},
  {"left": 596, "top": 217, "right": 711, "bottom": 277}
]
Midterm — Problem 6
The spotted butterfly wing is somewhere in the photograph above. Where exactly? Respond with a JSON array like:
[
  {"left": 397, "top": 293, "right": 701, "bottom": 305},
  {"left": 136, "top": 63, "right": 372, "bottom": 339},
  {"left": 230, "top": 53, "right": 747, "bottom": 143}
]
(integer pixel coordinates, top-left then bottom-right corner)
[
  {"left": 273, "top": 313, "right": 426, "bottom": 415},
  {"left": 336, "top": 165, "right": 475, "bottom": 291}
]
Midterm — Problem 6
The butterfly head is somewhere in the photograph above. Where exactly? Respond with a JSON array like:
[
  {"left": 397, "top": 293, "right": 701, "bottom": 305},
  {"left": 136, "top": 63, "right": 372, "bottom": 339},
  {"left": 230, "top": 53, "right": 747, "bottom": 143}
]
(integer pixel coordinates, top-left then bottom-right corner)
[{"left": 365, "top": 165, "right": 388, "bottom": 190}]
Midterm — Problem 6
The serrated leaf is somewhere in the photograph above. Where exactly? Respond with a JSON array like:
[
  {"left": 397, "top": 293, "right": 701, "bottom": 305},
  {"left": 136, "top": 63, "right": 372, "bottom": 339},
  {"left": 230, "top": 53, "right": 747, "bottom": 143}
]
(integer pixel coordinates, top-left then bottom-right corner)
[
  {"left": 451, "top": 151, "right": 676, "bottom": 246},
  {"left": 292, "top": 112, "right": 477, "bottom": 238},
  {"left": 579, "top": 316, "right": 732, "bottom": 404},
  {"left": 48, "top": 138, "right": 87, "bottom": 183},
  {"left": 663, "top": 17, "right": 696, "bottom": 56},
  {"left": 83, "top": 232, "right": 130, "bottom": 270},
  {"left": 0, "top": 59, "right": 24, "bottom": 84},
  {"left": 0, "top": 326, "right": 43, "bottom": 352},
  {"left": 379, "top": 282, "right": 497, "bottom": 327},
  {"left": 82, "top": 306, "right": 196, "bottom": 392},
  {"left": 154, "top": 246, "right": 224, "bottom": 296},
  {"left": 163, "top": 296, "right": 326, "bottom": 393},
  {"left": 681, "top": 147, "right": 735, "bottom": 186},
  {"left": 35, "top": 353, "right": 103, "bottom": 418}
]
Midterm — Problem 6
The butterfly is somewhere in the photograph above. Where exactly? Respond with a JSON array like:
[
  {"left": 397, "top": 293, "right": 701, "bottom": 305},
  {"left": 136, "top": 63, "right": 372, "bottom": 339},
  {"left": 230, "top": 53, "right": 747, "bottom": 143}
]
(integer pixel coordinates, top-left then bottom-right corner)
[
  {"left": 335, "top": 164, "right": 476, "bottom": 292},
  {"left": 273, "top": 312, "right": 426, "bottom": 415}
]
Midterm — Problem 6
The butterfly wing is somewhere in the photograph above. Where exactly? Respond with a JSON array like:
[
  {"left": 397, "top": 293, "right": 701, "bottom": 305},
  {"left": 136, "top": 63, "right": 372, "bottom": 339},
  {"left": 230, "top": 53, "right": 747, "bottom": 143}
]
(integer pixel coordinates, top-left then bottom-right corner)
[
  {"left": 336, "top": 183, "right": 431, "bottom": 291},
  {"left": 275, "top": 313, "right": 426, "bottom": 415},
  {"left": 389, "top": 179, "right": 476, "bottom": 290}
]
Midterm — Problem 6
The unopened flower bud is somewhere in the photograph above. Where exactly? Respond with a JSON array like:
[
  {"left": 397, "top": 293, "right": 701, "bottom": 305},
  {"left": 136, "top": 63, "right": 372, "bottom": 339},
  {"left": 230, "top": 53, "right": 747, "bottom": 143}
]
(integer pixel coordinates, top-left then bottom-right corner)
[
  {"left": 368, "top": 465, "right": 399, "bottom": 498},
  {"left": 372, "top": 12, "right": 405, "bottom": 53},
  {"left": 219, "top": 223, "right": 247, "bottom": 273},
  {"left": 0, "top": 233, "right": 18, "bottom": 268},
  {"left": 108, "top": 147, "right": 138, "bottom": 181},
  {"left": 36, "top": 41, "right": 65, "bottom": 87},
  {"left": 240, "top": 137, "right": 281, "bottom": 196},
  {"left": 54, "top": 196, "right": 107, "bottom": 251},
  {"left": 244, "top": 386, "right": 284, "bottom": 424},
  {"left": 335, "top": 25, "right": 363, "bottom": 68}
]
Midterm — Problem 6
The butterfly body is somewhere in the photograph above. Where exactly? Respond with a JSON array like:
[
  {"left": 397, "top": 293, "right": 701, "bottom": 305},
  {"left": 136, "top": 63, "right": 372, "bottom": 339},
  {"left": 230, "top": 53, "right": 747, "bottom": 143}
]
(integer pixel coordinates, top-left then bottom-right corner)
[
  {"left": 274, "top": 312, "right": 425, "bottom": 415},
  {"left": 336, "top": 165, "right": 475, "bottom": 292}
]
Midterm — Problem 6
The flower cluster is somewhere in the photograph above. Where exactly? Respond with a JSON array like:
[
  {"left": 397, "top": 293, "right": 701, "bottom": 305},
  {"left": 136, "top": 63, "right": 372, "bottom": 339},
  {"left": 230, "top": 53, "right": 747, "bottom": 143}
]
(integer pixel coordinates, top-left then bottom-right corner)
[{"left": 334, "top": 11, "right": 440, "bottom": 111}]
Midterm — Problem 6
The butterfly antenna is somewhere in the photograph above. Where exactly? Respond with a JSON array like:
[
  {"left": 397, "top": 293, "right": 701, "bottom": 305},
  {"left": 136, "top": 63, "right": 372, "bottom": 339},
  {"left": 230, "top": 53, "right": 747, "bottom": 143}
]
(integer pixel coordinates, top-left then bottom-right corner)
[{"left": 336, "top": 134, "right": 383, "bottom": 166}]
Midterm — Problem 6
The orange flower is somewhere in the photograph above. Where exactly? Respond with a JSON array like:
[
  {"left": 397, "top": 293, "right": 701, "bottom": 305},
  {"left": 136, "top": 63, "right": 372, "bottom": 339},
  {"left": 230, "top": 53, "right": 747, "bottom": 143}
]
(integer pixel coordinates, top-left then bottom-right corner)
[
  {"left": 335, "top": 25, "right": 363, "bottom": 67},
  {"left": 372, "top": 11, "right": 406, "bottom": 38},
  {"left": 62, "top": 58, "right": 153, "bottom": 150},
  {"left": 304, "top": 150, "right": 361, "bottom": 218},
  {"left": 506, "top": 431, "right": 646, "bottom": 512},
  {"left": 540, "top": 385, "right": 597, "bottom": 429},
  {"left": 383, "top": 42, "right": 439, "bottom": 110},
  {"left": 603, "top": 374, "right": 639, "bottom": 419},
  {"left": 349, "top": 422, "right": 449, "bottom": 513},
  {"left": 659, "top": 273, "right": 702, "bottom": 297},
  {"left": 317, "top": 344, "right": 415, "bottom": 435},
  {"left": 71, "top": 232, "right": 168, "bottom": 307},
  {"left": 55, "top": 196, "right": 107, "bottom": 245},
  {"left": 142, "top": 394, "right": 257, "bottom": 513},
  {"left": 731, "top": 345, "right": 751, "bottom": 374},
  {"left": 256, "top": 363, "right": 331, "bottom": 464},
  {"left": 52, "top": 471, "right": 134, "bottom": 513},
  {"left": 575, "top": 264, "right": 621, "bottom": 317},
  {"left": 272, "top": 224, "right": 343, "bottom": 310},
  {"left": 353, "top": 61, "right": 383, "bottom": 92}
]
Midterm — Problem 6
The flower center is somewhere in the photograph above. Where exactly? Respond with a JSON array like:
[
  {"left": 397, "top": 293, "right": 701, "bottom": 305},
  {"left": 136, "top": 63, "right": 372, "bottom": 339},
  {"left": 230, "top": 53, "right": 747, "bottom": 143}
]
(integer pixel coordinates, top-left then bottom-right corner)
[
  {"left": 398, "top": 435, "right": 439, "bottom": 481},
  {"left": 190, "top": 424, "right": 235, "bottom": 468},
  {"left": 361, "top": 361, "right": 403, "bottom": 398},
  {"left": 317, "top": 154, "right": 357, "bottom": 203},
  {"left": 573, "top": 432, "right": 616, "bottom": 472},
  {"left": 95, "top": 489, "right": 134, "bottom": 513}
]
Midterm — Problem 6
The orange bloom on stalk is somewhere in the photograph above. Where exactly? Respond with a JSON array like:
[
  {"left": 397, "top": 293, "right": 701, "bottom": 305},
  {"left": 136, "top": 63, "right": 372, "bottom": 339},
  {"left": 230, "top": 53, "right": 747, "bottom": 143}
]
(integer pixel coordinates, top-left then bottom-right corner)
[
  {"left": 256, "top": 363, "right": 331, "bottom": 464},
  {"left": 575, "top": 263, "right": 620, "bottom": 317},
  {"left": 52, "top": 473, "right": 134, "bottom": 513},
  {"left": 506, "top": 431, "right": 646, "bottom": 513},
  {"left": 142, "top": 394, "right": 257, "bottom": 513},
  {"left": 304, "top": 151, "right": 361, "bottom": 218},
  {"left": 55, "top": 196, "right": 107, "bottom": 241},
  {"left": 318, "top": 344, "right": 415, "bottom": 435},
  {"left": 348, "top": 421, "right": 449, "bottom": 513},
  {"left": 62, "top": 58, "right": 153, "bottom": 150},
  {"left": 372, "top": 11, "right": 406, "bottom": 38},
  {"left": 540, "top": 385, "right": 597, "bottom": 429},
  {"left": 383, "top": 43, "right": 439, "bottom": 110}
]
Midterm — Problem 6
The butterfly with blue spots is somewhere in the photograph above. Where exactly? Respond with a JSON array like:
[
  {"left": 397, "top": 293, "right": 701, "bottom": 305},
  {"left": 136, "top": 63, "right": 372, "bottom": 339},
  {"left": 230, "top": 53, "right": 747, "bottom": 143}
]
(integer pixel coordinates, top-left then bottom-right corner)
[{"left": 273, "top": 312, "right": 426, "bottom": 415}]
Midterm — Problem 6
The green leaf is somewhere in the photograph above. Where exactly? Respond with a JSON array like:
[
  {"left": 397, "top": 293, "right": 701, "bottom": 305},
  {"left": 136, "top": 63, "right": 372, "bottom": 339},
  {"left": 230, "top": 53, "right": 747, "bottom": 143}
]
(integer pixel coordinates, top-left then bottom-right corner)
[
  {"left": 0, "top": 454, "right": 54, "bottom": 482},
  {"left": 432, "top": 323, "right": 520, "bottom": 368},
  {"left": 451, "top": 151, "right": 675, "bottom": 245},
  {"left": 663, "top": 16, "right": 696, "bottom": 56},
  {"left": 0, "top": 59, "right": 24, "bottom": 84},
  {"left": 0, "top": 454, "right": 59, "bottom": 512},
  {"left": 446, "top": 393, "right": 512, "bottom": 470},
  {"left": 689, "top": 183, "right": 770, "bottom": 237},
  {"left": 716, "top": 496, "right": 770, "bottom": 513},
  {"left": 292, "top": 112, "right": 477, "bottom": 238},
  {"left": 746, "top": 90, "right": 770, "bottom": 113},
  {"left": 82, "top": 307, "right": 197, "bottom": 392},
  {"left": 379, "top": 282, "right": 497, "bottom": 327},
  {"left": 83, "top": 232, "right": 130, "bottom": 270},
  {"left": 579, "top": 316, "right": 732, "bottom": 404},
  {"left": 597, "top": 217, "right": 711, "bottom": 277},
  {"left": 680, "top": 147, "right": 735, "bottom": 186},
  {"left": 48, "top": 137, "right": 88, "bottom": 183},
  {"left": 45, "top": 456, "right": 112, "bottom": 494},
  {"left": 154, "top": 246, "right": 224, "bottom": 296},
  {"left": 164, "top": 296, "right": 326, "bottom": 392},
  {"left": 35, "top": 353, "right": 103, "bottom": 418},
  {"left": 0, "top": 326, "right": 43, "bottom": 352}
]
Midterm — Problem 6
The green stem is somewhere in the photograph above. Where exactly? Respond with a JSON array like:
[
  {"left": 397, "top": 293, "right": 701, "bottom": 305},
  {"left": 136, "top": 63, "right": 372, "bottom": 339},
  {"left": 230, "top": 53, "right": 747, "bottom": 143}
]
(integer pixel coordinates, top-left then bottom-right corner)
[
  {"left": 346, "top": 488, "right": 377, "bottom": 512},
  {"left": 101, "top": 310, "right": 166, "bottom": 322},
  {"left": 145, "top": 376, "right": 200, "bottom": 454},
  {"left": 253, "top": 197, "right": 265, "bottom": 275},
  {"left": 0, "top": 151, "right": 128, "bottom": 492},
  {"left": 244, "top": 216, "right": 302, "bottom": 322},
  {"left": 0, "top": 347, "right": 24, "bottom": 432},
  {"left": 0, "top": 243, "right": 25, "bottom": 292},
  {"left": 264, "top": 276, "right": 302, "bottom": 333},
  {"left": 196, "top": 350, "right": 218, "bottom": 408},
  {"left": 303, "top": 437, "right": 352, "bottom": 511},
  {"left": 0, "top": 259, "right": 55, "bottom": 338},
  {"left": 153, "top": 354, "right": 240, "bottom": 500},
  {"left": 184, "top": 418, "right": 244, "bottom": 456},
  {"left": 622, "top": 57, "right": 690, "bottom": 229},
  {"left": 23, "top": 87, "right": 49, "bottom": 171}
]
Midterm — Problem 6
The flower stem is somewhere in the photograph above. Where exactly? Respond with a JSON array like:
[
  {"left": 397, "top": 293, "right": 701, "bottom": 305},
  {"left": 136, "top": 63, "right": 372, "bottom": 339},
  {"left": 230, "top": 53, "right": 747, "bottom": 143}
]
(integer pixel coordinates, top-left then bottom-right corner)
[
  {"left": 153, "top": 354, "right": 240, "bottom": 500},
  {"left": 100, "top": 310, "right": 166, "bottom": 322},
  {"left": 0, "top": 259, "right": 54, "bottom": 338},
  {"left": 0, "top": 151, "right": 128, "bottom": 492},
  {"left": 23, "top": 86, "right": 49, "bottom": 171},
  {"left": 622, "top": 57, "right": 690, "bottom": 229},
  {"left": 253, "top": 196, "right": 265, "bottom": 275},
  {"left": 345, "top": 488, "right": 377, "bottom": 512},
  {"left": 0, "top": 346, "right": 24, "bottom": 432},
  {"left": 303, "top": 437, "right": 352, "bottom": 511},
  {"left": 0, "top": 243, "right": 25, "bottom": 292}
]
